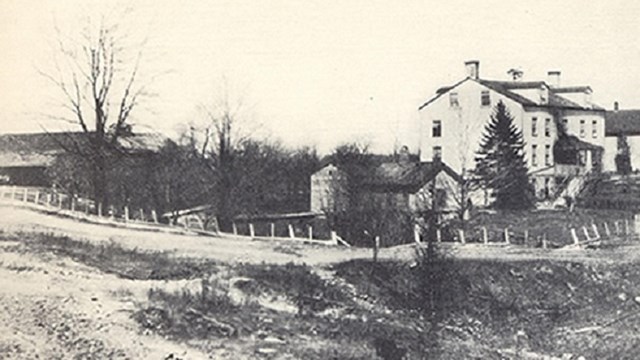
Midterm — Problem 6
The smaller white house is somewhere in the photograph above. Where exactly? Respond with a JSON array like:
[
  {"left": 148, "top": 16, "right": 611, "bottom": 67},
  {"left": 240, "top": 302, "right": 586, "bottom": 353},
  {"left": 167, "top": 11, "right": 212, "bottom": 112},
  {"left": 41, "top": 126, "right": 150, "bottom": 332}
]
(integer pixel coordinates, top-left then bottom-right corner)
[
  {"left": 310, "top": 157, "right": 463, "bottom": 216},
  {"left": 310, "top": 163, "right": 349, "bottom": 214}
]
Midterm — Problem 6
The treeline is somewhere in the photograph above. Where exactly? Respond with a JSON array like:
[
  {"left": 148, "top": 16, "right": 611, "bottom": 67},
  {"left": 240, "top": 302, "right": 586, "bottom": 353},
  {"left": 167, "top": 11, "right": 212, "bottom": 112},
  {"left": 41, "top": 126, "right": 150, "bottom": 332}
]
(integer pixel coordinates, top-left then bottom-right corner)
[{"left": 46, "top": 136, "right": 320, "bottom": 230}]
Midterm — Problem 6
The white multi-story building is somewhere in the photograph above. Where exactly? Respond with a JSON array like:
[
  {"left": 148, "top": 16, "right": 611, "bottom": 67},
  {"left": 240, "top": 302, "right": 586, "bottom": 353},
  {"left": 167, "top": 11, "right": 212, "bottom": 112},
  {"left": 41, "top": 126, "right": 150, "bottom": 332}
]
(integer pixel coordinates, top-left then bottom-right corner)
[{"left": 418, "top": 61, "right": 605, "bottom": 199}]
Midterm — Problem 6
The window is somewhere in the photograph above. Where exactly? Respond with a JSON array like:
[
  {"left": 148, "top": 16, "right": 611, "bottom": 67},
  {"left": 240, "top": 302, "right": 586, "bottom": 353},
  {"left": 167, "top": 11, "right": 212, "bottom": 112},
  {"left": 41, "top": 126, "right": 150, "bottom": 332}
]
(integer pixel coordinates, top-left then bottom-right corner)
[
  {"left": 434, "top": 188, "right": 447, "bottom": 208},
  {"left": 580, "top": 119, "right": 586, "bottom": 137},
  {"left": 562, "top": 118, "right": 568, "bottom": 132},
  {"left": 531, "top": 144, "right": 538, "bottom": 166},
  {"left": 532, "top": 117, "right": 538, "bottom": 137},
  {"left": 592, "top": 119, "right": 598, "bottom": 138},
  {"left": 481, "top": 90, "right": 491, "bottom": 106},
  {"left": 545, "top": 118, "right": 551, "bottom": 137},
  {"left": 449, "top": 92, "right": 459, "bottom": 107},
  {"left": 432, "top": 120, "right": 442, "bottom": 137},
  {"left": 433, "top": 146, "right": 442, "bottom": 160},
  {"left": 544, "top": 177, "right": 550, "bottom": 199},
  {"left": 545, "top": 144, "right": 552, "bottom": 166}
]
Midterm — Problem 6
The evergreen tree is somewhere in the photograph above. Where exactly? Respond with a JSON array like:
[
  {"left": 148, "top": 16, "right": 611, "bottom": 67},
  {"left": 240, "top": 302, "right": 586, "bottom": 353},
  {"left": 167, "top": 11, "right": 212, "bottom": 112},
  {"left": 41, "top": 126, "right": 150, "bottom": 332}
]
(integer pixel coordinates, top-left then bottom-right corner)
[{"left": 474, "top": 101, "right": 535, "bottom": 210}]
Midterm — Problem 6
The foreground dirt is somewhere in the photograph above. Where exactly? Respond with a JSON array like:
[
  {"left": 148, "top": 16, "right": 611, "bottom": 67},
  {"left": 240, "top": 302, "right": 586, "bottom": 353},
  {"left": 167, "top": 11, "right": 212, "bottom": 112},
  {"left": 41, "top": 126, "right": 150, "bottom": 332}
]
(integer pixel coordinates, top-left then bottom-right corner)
[
  {"left": 2, "top": 205, "right": 640, "bottom": 359},
  {"left": 0, "top": 239, "right": 217, "bottom": 359}
]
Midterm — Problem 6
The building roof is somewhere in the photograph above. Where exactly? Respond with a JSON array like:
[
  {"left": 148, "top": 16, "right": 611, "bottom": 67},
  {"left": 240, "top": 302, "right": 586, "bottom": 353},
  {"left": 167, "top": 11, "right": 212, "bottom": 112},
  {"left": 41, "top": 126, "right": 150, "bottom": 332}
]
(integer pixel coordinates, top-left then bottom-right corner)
[
  {"left": 553, "top": 86, "right": 592, "bottom": 93},
  {"left": 0, "top": 131, "right": 167, "bottom": 168},
  {"left": 605, "top": 110, "right": 640, "bottom": 136},
  {"left": 554, "top": 135, "right": 603, "bottom": 152},
  {"left": 363, "top": 161, "right": 461, "bottom": 193},
  {"left": 419, "top": 77, "right": 602, "bottom": 112}
]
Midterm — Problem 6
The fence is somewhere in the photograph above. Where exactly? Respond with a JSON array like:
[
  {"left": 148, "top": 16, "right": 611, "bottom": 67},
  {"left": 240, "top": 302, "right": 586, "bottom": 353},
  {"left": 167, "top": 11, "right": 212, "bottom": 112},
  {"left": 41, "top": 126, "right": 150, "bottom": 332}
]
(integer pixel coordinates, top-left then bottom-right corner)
[
  {"left": 0, "top": 185, "right": 345, "bottom": 246},
  {"left": 410, "top": 217, "right": 636, "bottom": 249}
]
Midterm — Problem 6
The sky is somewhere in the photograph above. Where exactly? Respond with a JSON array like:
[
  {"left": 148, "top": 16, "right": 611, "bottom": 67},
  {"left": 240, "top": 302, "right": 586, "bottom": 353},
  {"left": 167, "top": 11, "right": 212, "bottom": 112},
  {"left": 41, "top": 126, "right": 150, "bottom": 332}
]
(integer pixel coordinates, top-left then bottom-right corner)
[{"left": 1, "top": 0, "right": 640, "bottom": 154}]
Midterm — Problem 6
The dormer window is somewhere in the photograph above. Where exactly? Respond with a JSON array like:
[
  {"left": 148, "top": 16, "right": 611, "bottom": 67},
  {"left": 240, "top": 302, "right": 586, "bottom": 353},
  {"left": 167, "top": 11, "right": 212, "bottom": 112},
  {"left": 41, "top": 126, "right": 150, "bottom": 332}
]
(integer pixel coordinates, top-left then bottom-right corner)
[
  {"left": 481, "top": 90, "right": 491, "bottom": 106},
  {"left": 540, "top": 85, "right": 548, "bottom": 104},
  {"left": 449, "top": 92, "right": 459, "bottom": 107}
]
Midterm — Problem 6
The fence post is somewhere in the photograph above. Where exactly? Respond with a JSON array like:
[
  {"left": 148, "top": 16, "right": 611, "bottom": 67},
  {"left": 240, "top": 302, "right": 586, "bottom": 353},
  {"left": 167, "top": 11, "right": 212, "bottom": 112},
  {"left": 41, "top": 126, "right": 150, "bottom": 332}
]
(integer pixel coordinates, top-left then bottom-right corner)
[
  {"left": 504, "top": 228, "right": 510, "bottom": 244},
  {"left": 288, "top": 224, "right": 295, "bottom": 238},
  {"left": 482, "top": 226, "right": 488, "bottom": 244},
  {"left": 70, "top": 197, "right": 76, "bottom": 212},
  {"left": 458, "top": 229, "right": 465, "bottom": 244},
  {"left": 249, "top": 223, "right": 255, "bottom": 238},
  {"left": 98, "top": 203, "right": 103, "bottom": 217},
  {"left": 625, "top": 219, "right": 630, "bottom": 235},
  {"left": 615, "top": 221, "right": 621, "bottom": 235},
  {"left": 582, "top": 226, "right": 591, "bottom": 241},
  {"left": 604, "top": 222, "right": 611, "bottom": 237},
  {"left": 270, "top": 223, "right": 275, "bottom": 238},
  {"left": 308, "top": 225, "right": 313, "bottom": 240},
  {"left": 591, "top": 223, "right": 600, "bottom": 239},
  {"left": 10, "top": 186, "right": 16, "bottom": 200},
  {"left": 331, "top": 231, "right": 338, "bottom": 245},
  {"left": 373, "top": 236, "right": 380, "bottom": 263},
  {"left": 436, "top": 228, "right": 442, "bottom": 243},
  {"left": 571, "top": 228, "right": 579, "bottom": 244},
  {"left": 151, "top": 210, "right": 158, "bottom": 223},
  {"left": 46, "top": 194, "right": 51, "bottom": 207},
  {"left": 124, "top": 206, "right": 129, "bottom": 222},
  {"left": 85, "top": 201, "right": 90, "bottom": 215},
  {"left": 58, "top": 194, "right": 62, "bottom": 209},
  {"left": 140, "top": 209, "right": 145, "bottom": 222},
  {"left": 524, "top": 229, "right": 529, "bottom": 244},
  {"left": 23, "top": 188, "right": 28, "bottom": 202},
  {"left": 0, "top": 187, "right": 4, "bottom": 199},
  {"left": 414, "top": 224, "right": 421, "bottom": 244},
  {"left": 542, "top": 233, "right": 548, "bottom": 249},
  {"left": 34, "top": 191, "right": 40, "bottom": 205},
  {"left": 232, "top": 222, "right": 238, "bottom": 235}
]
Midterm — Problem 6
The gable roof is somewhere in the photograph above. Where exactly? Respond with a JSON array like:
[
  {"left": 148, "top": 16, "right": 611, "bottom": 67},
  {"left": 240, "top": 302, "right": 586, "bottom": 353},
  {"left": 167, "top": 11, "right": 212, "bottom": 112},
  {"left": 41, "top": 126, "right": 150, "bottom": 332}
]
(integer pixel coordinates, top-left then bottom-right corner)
[
  {"left": 554, "top": 135, "right": 603, "bottom": 152},
  {"left": 362, "top": 161, "right": 461, "bottom": 193},
  {"left": 605, "top": 110, "right": 640, "bottom": 136},
  {"left": 553, "top": 86, "right": 592, "bottom": 93},
  {"left": 0, "top": 131, "right": 166, "bottom": 168},
  {"left": 418, "top": 78, "right": 469, "bottom": 110},
  {"left": 419, "top": 77, "right": 602, "bottom": 112},
  {"left": 476, "top": 80, "right": 540, "bottom": 106}
]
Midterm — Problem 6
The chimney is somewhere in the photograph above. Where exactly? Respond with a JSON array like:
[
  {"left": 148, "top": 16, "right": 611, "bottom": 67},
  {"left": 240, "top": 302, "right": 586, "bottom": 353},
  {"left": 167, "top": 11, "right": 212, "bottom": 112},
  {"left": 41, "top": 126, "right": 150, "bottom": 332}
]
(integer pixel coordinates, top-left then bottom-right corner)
[
  {"left": 507, "top": 68, "right": 524, "bottom": 81},
  {"left": 547, "top": 70, "right": 561, "bottom": 87},
  {"left": 614, "top": 101, "right": 619, "bottom": 111},
  {"left": 465, "top": 60, "right": 480, "bottom": 80}
]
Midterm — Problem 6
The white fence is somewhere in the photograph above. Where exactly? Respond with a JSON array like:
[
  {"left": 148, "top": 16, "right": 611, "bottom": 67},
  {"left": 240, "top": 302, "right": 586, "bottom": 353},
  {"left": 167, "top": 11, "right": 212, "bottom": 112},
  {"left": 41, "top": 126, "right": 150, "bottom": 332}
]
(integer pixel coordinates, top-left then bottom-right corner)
[{"left": 0, "top": 185, "right": 343, "bottom": 246}]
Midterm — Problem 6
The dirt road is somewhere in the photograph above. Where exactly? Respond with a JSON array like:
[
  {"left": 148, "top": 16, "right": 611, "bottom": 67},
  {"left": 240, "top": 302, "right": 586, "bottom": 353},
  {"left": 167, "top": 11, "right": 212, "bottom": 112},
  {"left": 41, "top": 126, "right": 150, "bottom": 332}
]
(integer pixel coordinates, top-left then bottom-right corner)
[
  {"left": 0, "top": 239, "right": 217, "bottom": 359},
  {"left": 2, "top": 204, "right": 639, "bottom": 267},
  {"left": 0, "top": 204, "right": 373, "bottom": 265}
]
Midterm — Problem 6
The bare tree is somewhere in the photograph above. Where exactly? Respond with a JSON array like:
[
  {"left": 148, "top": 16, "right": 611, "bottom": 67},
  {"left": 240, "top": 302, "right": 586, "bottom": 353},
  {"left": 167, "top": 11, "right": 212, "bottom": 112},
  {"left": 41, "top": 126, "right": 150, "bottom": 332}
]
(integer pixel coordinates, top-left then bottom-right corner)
[
  {"left": 40, "top": 14, "right": 152, "bottom": 207},
  {"left": 184, "top": 78, "right": 262, "bottom": 229}
]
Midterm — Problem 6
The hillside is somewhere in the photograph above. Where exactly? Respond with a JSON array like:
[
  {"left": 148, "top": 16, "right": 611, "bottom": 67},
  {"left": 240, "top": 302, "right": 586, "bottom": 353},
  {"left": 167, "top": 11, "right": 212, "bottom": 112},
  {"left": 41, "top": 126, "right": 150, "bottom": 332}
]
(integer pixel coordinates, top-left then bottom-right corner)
[{"left": 0, "top": 205, "right": 640, "bottom": 358}]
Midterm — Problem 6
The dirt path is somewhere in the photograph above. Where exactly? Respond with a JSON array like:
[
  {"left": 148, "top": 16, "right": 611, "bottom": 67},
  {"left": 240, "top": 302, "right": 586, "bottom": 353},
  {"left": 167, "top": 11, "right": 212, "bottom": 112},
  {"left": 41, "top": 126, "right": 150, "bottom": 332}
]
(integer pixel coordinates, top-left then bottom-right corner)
[
  {"left": 0, "top": 205, "right": 372, "bottom": 265},
  {"left": 2, "top": 205, "right": 640, "bottom": 267},
  {"left": 0, "top": 239, "right": 215, "bottom": 359}
]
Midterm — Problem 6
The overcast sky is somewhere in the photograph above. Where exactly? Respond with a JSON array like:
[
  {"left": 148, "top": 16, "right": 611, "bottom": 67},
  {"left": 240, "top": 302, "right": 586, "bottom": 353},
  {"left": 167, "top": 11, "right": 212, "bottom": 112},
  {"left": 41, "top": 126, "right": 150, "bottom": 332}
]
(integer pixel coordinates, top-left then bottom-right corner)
[{"left": 2, "top": 0, "right": 640, "bottom": 154}]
